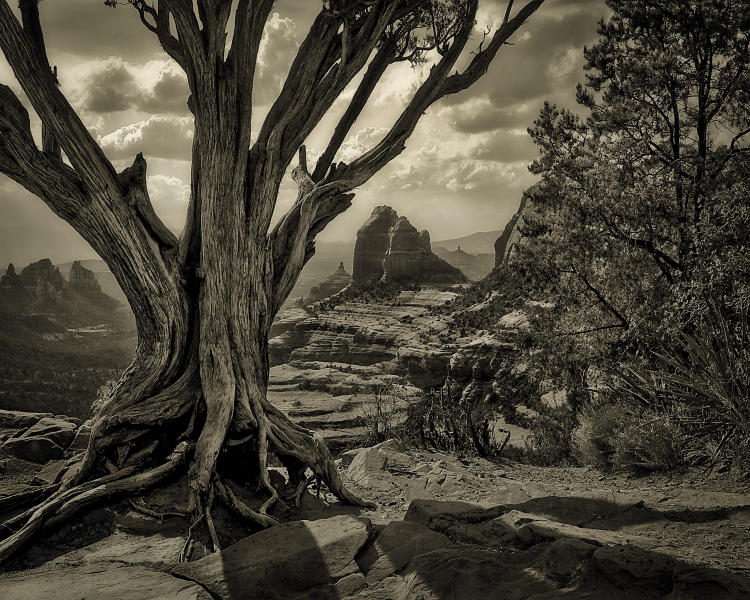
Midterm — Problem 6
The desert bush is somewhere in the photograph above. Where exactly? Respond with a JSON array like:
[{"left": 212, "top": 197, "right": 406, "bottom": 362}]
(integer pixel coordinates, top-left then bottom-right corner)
[
  {"left": 405, "top": 384, "right": 498, "bottom": 457},
  {"left": 572, "top": 403, "right": 631, "bottom": 470},
  {"left": 524, "top": 408, "right": 577, "bottom": 466},
  {"left": 611, "top": 416, "right": 683, "bottom": 473},
  {"left": 361, "top": 383, "right": 404, "bottom": 445},
  {"left": 611, "top": 304, "right": 750, "bottom": 471}
]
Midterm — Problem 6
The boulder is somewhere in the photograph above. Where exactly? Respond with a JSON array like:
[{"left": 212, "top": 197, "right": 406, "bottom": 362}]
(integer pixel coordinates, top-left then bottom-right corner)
[
  {"left": 404, "top": 499, "right": 501, "bottom": 529},
  {"left": 0, "top": 409, "right": 53, "bottom": 431},
  {"left": 171, "top": 515, "right": 372, "bottom": 599},
  {"left": 0, "top": 563, "right": 210, "bottom": 600},
  {"left": 345, "top": 439, "right": 411, "bottom": 488},
  {"left": 0, "top": 435, "right": 63, "bottom": 463},
  {"left": 357, "top": 521, "right": 450, "bottom": 584},
  {"left": 21, "top": 417, "right": 77, "bottom": 448}
]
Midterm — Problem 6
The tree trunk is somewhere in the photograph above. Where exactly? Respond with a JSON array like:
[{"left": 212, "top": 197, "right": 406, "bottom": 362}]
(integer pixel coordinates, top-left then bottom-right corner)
[{"left": 0, "top": 150, "right": 371, "bottom": 564}]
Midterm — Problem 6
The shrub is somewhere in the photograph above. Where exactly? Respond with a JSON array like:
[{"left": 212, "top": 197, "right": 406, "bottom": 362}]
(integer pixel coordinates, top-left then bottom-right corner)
[
  {"left": 524, "top": 408, "right": 577, "bottom": 466},
  {"left": 361, "top": 383, "right": 404, "bottom": 445},
  {"left": 611, "top": 304, "right": 750, "bottom": 471},
  {"left": 611, "top": 415, "right": 683, "bottom": 473},
  {"left": 572, "top": 403, "right": 631, "bottom": 470}
]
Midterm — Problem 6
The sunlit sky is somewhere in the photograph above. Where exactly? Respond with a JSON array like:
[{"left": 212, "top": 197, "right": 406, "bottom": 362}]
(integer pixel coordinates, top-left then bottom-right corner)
[{"left": 0, "top": 0, "right": 609, "bottom": 265}]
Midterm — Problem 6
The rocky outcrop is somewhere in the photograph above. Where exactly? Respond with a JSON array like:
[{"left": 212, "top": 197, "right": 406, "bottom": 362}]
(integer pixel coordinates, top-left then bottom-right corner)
[
  {"left": 308, "top": 262, "right": 351, "bottom": 303},
  {"left": 0, "top": 410, "right": 80, "bottom": 463},
  {"left": 18, "top": 258, "right": 66, "bottom": 298},
  {"left": 68, "top": 261, "right": 100, "bottom": 291},
  {"left": 0, "top": 258, "right": 124, "bottom": 326},
  {"left": 495, "top": 191, "right": 529, "bottom": 267},
  {"left": 353, "top": 206, "right": 467, "bottom": 284},
  {"left": 353, "top": 205, "right": 398, "bottom": 282},
  {"left": 0, "top": 263, "right": 23, "bottom": 289}
]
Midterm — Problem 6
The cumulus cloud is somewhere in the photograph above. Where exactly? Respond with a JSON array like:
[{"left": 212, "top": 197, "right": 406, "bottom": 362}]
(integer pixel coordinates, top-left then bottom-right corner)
[
  {"left": 81, "top": 59, "right": 139, "bottom": 113},
  {"left": 140, "top": 66, "right": 190, "bottom": 114},
  {"left": 72, "top": 58, "right": 189, "bottom": 115},
  {"left": 99, "top": 116, "right": 193, "bottom": 161}
]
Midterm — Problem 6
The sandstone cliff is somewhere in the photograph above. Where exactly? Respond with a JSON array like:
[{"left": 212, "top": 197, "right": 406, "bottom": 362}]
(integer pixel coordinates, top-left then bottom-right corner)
[
  {"left": 353, "top": 206, "right": 467, "bottom": 285},
  {"left": 495, "top": 192, "right": 529, "bottom": 267}
]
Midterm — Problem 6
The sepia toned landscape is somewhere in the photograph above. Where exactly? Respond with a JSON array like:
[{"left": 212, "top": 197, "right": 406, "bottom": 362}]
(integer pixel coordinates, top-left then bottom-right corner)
[{"left": 1, "top": 1, "right": 749, "bottom": 598}]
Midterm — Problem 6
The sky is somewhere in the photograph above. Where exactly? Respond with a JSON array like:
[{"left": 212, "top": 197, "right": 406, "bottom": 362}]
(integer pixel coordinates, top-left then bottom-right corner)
[{"left": 0, "top": 0, "right": 610, "bottom": 266}]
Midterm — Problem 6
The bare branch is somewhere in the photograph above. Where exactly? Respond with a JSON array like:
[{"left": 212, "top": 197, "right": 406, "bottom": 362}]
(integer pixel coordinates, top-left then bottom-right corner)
[
  {"left": 0, "top": 0, "right": 119, "bottom": 192},
  {"left": 125, "top": 1, "right": 186, "bottom": 68},
  {"left": 439, "top": 0, "right": 544, "bottom": 97},
  {"left": 312, "top": 38, "right": 397, "bottom": 181}
]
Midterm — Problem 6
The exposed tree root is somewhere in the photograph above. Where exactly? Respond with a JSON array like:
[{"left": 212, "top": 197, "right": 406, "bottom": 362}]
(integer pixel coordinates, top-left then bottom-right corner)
[
  {"left": 264, "top": 400, "right": 376, "bottom": 509},
  {"left": 0, "top": 443, "right": 189, "bottom": 563},
  {"left": 214, "top": 479, "right": 279, "bottom": 529},
  {"left": 128, "top": 499, "right": 190, "bottom": 521}
]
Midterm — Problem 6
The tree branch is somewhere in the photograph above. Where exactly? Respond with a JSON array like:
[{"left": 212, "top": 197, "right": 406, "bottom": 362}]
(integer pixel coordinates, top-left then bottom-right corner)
[
  {"left": 439, "top": 0, "right": 544, "bottom": 97},
  {"left": 0, "top": 0, "right": 118, "bottom": 193},
  {"left": 118, "top": 153, "right": 179, "bottom": 249},
  {"left": 0, "top": 84, "right": 86, "bottom": 221}
]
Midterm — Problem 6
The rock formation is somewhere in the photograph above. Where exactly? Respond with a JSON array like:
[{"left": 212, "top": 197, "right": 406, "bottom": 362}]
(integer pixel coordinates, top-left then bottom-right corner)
[
  {"left": 308, "top": 261, "right": 351, "bottom": 303},
  {"left": 352, "top": 205, "right": 398, "bottom": 282},
  {"left": 18, "top": 258, "right": 65, "bottom": 298},
  {"left": 495, "top": 191, "right": 530, "bottom": 267},
  {"left": 68, "top": 260, "right": 101, "bottom": 291},
  {"left": 353, "top": 206, "right": 467, "bottom": 284},
  {"left": 0, "top": 258, "right": 124, "bottom": 326}
]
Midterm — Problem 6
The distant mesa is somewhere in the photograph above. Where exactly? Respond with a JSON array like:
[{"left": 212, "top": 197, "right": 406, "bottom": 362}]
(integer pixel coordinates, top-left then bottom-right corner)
[
  {"left": 353, "top": 206, "right": 467, "bottom": 285},
  {"left": 307, "top": 261, "right": 351, "bottom": 303}
]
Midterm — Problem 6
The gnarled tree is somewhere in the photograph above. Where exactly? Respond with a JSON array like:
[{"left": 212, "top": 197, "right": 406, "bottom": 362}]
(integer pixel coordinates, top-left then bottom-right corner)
[{"left": 0, "top": 0, "right": 544, "bottom": 561}]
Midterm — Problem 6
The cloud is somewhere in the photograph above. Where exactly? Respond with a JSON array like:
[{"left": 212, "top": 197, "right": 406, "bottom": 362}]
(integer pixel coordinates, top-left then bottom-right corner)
[
  {"left": 147, "top": 174, "right": 190, "bottom": 231},
  {"left": 253, "top": 13, "right": 300, "bottom": 105},
  {"left": 99, "top": 116, "right": 193, "bottom": 161},
  {"left": 140, "top": 66, "right": 190, "bottom": 114},
  {"left": 72, "top": 58, "right": 189, "bottom": 116},
  {"left": 81, "top": 59, "right": 139, "bottom": 113}
]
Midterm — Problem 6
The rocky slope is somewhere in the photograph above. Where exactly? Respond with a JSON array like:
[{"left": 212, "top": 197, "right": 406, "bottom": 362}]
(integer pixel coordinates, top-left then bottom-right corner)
[
  {"left": 1, "top": 423, "right": 749, "bottom": 599},
  {"left": 353, "top": 206, "right": 467, "bottom": 285}
]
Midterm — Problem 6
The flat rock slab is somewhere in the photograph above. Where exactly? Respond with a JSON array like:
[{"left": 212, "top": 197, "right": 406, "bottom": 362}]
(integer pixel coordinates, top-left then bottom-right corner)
[
  {"left": 171, "top": 515, "right": 372, "bottom": 600},
  {"left": 357, "top": 520, "right": 450, "bottom": 584},
  {"left": 21, "top": 417, "right": 77, "bottom": 448},
  {"left": 0, "top": 410, "right": 53, "bottom": 431},
  {"left": 0, "top": 563, "right": 210, "bottom": 600}
]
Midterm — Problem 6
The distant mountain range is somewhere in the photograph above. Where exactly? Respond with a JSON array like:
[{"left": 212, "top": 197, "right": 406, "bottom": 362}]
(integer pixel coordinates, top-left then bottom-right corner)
[
  {"left": 431, "top": 230, "right": 502, "bottom": 254},
  {"left": 0, "top": 228, "right": 503, "bottom": 310}
]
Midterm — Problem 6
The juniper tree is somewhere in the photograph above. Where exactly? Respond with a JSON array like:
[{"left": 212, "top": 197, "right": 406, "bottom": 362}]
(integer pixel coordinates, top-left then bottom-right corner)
[{"left": 0, "top": 0, "right": 544, "bottom": 560}]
